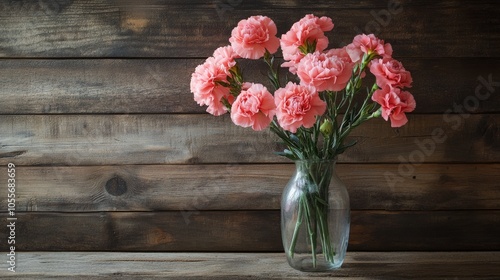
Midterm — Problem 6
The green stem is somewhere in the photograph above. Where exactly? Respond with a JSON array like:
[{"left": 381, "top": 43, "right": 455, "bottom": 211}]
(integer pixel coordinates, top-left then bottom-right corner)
[
  {"left": 314, "top": 195, "right": 335, "bottom": 262},
  {"left": 288, "top": 195, "right": 304, "bottom": 259},
  {"left": 313, "top": 164, "right": 335, "bottom": 262},
  {"left": 263, "top": 51, "right": 281, "bottom": 90},
  {"left": 302, "top": 194, "right": 317, "bottom": 267}
]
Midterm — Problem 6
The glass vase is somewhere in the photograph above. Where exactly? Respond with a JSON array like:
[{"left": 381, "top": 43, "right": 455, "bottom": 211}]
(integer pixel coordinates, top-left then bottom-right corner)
[{"left": 281, "top": 159, "right": 350, "bottom": 271}]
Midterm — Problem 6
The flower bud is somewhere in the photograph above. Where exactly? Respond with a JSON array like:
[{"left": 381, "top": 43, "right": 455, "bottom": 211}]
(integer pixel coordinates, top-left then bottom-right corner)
[
  {"left": 371, "top": 108, "right": 382, "bottom": 118},
  {"left": 320, "top": 119, "right": 334, "bottom": 137}
]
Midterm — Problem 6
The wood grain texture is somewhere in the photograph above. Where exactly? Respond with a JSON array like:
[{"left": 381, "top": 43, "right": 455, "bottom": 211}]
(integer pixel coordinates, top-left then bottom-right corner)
[
  {"left": 2, "top": 211, "right": 283, "bottom": 252},
  {"left": 0, "top": 58, "right": 498, "bottom": 114},
  {"left": 0, "top": 164, "right": 498, "bottom": 212},
  {"left": 1, "top": 252, "right": 500, "bottom": 279},
  {"left": 1, "top": 210, "right": 499, "bottom": 251},
  {"left": 0, "top": 0, "right": 498, "bottom": 257},
  {"left": 1, "top": 114, "right": 499, "bottom": 165},
  {"left": 0, "top": 1, "right": 498, "bottom": 57},
  {"left": 0, "top": 59, "right": 192, "bottom": 114}
]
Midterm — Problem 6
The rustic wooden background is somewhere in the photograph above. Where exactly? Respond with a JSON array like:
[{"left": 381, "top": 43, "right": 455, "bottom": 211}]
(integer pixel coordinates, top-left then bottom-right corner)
[{"left": 0, "top": 0, "right": 499, "bottom": 252}]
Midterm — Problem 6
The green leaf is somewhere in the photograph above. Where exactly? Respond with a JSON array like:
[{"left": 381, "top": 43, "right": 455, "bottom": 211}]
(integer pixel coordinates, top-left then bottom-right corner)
[
  {"left": 275, "top": 149, "right": 299, "bottom": 160},
  {"left": 289, "top": 134, "right": 300, "bottom": 144},
  {"left": 337, "top": 140, "right": 358, "bottom": 154}
]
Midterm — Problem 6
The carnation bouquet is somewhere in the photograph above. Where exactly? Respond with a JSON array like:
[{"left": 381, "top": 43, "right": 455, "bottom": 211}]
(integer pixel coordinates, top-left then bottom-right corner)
[{"left": 190, "top": 14, "right": 415, "bottom": 270}]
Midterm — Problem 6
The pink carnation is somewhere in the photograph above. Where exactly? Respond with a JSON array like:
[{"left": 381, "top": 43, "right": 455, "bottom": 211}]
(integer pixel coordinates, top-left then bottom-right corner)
[
  {"left": 325, "top": 47, "right": 352, "bottom": 62},
  {"left": 229, "top": 15, "right": 280, "bottom": 59},
  {"left": 346, "top": 34, "right": 393, "bottom": 63},
  {"left": 274, "top": 82, "right": 327, "bottom": 133},
  {"left": 372, "top": 85, "right": 416, "bottom": 127},
  {"left": 212, "top": 45, "right": 239, "bottom": 73},
  {"left": 230, "top": 83, "right": 276, "bottom": 131},
  {"left": 280, "top": 14, "right": 334, "bottom": 73},
  {"left": 190, "top": 57, "right": 232, "bottom": 116},
  {"left": 296, "top": 51, "right": 354, "bottom": 92},
  {"left": 370, "top": 58, "right": 413, "bottom": 88}
]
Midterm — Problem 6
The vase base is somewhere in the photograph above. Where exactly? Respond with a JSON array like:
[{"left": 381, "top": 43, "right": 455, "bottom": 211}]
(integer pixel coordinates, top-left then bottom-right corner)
[{"left": 287, "top": 255, "right": 344, "bottom": 272}]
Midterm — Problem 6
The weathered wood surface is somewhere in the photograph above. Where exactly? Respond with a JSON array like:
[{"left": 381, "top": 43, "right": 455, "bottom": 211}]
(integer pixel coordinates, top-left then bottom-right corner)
[
  {"left": 0, "top": 0, "right": 498, "bottom": 256},
  {"left": 1, "top": 114, "right": 499, "bottom": 165},
  {"left": 1, "top": 252, "right": 500, "bottom": 279},
  {"left": 0, "top": 1, "right": 498, "bottom": 57},
  {"left": 0, "top": 58, "right": 498, "bottom": 114},
  {"left": 0, "top": 164, "right": 498, "bottom": 212},
  {"left": 1, "top": 211, "right": 499, "bottom": 251}
]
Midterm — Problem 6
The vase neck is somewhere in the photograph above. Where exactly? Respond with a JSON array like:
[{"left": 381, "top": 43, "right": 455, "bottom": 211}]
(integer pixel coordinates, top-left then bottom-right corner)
[
  {"left": 293, "top": 160, "right": 337, "bottom": 194},
  {"left": 294, "top": 159, "right": 337, "bottom": 173}
]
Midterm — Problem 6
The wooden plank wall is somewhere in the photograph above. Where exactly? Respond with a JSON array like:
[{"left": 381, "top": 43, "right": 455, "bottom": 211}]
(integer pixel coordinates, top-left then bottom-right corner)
[{"left": 0, "top": 0, "right": 499, "bottom": 251}]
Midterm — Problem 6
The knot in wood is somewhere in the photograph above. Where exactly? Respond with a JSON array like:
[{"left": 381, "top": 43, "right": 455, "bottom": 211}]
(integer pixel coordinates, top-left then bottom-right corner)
[{"left": 105, "top": 176, "right": 128, "bottom": 196}]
